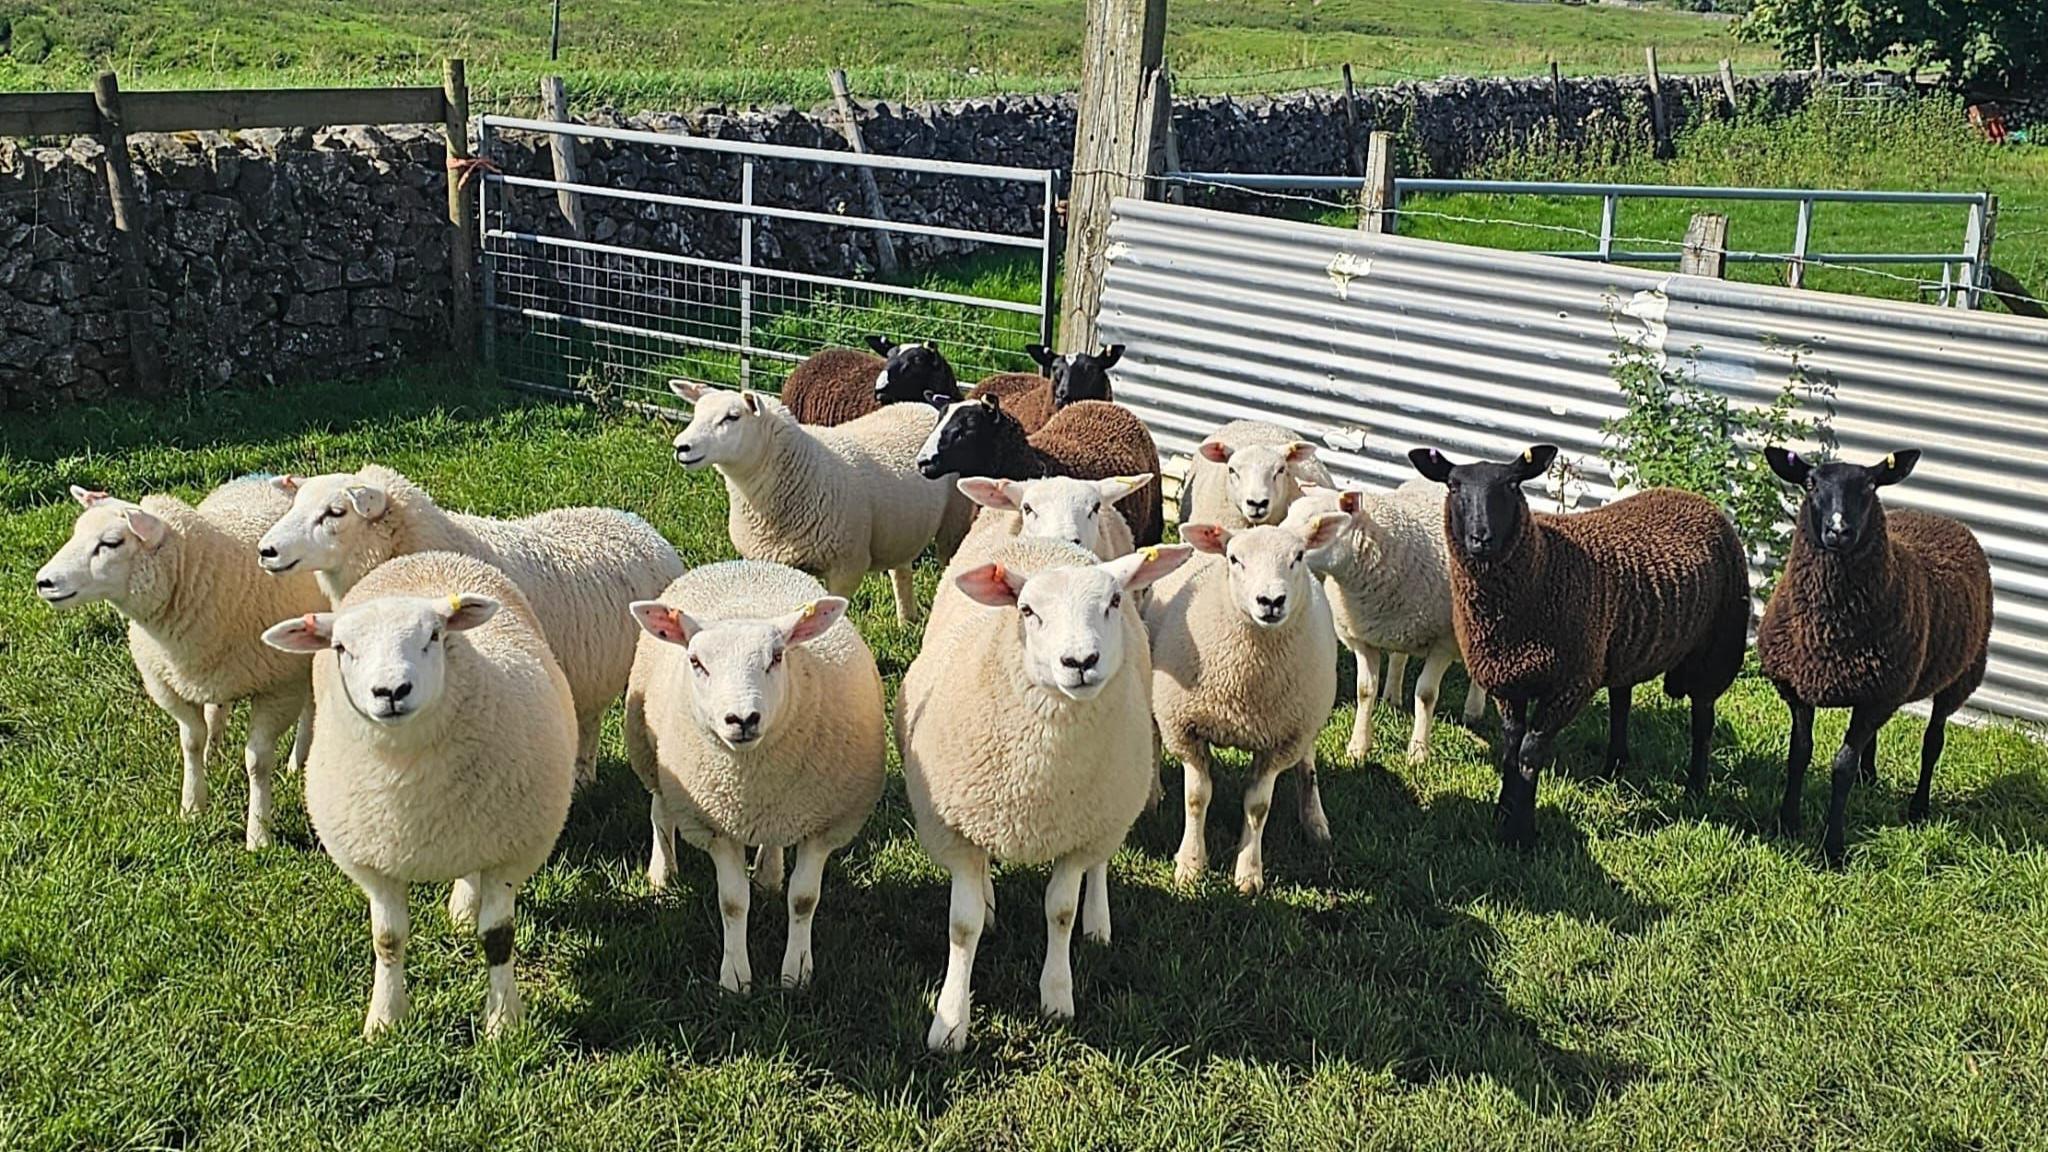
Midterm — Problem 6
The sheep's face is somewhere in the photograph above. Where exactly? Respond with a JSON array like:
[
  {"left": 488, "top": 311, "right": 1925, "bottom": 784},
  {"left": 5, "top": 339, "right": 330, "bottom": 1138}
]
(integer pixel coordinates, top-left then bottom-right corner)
[
  {"left": 956, "top": 545, "right": 1190, "bottom": 700},
  {"left": 917, "top": 394, "right": 1012, "bottom": 480},
  {"left": 1200, "top": 436, "right": 1318, "bottom": 525},
  {"left": 672, "top": 388, "right": 766, "bottom": 469},
  {"left": 263, "top": 594, "right": 500, "bottom": 727},
  {"left": 957, "top": 474, "right": 1149, "bottom": 552},
  {"left": 869, "top": 336, "right": 956, "bottom": 406},
  {"left": 1029, "top": 343, "right": 1123, "bottom": 409},
  {"left": 1184, "top": 517, "right": 1346, "bottom": 628},
  {"left": 629, "top": 597, "right": 848, "bottom": 749},
  {"left": 259, "top": 472, "right": 388, "bottom": 576},
  {"left": 1279, "top": 487, "right": 1364, "bottom": 573},
  {"left": 34, "top": 488, "right": 168, "bottom": 609},
  {"left": 1409, "top": 445, "right": 1556, "bottom": 563},
  {"left": 1767, "top": 447, "right": 1920, "bottom": 555}
]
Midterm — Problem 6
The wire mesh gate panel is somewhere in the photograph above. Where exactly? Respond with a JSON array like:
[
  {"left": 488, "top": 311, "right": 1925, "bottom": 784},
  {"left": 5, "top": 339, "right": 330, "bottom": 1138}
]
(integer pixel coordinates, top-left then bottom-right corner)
[
  {"left": 1096, "top": 196, "right": 2048, "bottom": 725},
  {"left": 475, "top": 116, "right": 1057, "bottom": 404}
]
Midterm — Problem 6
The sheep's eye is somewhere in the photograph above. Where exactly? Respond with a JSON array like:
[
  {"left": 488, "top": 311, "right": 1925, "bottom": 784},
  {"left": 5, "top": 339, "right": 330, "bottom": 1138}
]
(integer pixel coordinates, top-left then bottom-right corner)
[
  {"left": 1227, "top": 466, "right": 1238, "bottom": 477},
  {"left": 428, "top": 628, "right": 443, "bottom": 645},
  {"left": 1229, "top": 555, "right": 1243, "bottom": 567},
  {"left": 1109, "top": 592, "right": 1122, "bottom": 610},
  {"left": 94, "top": 537, "right": 122, "bottom": 554},
  {"left": 1021, "top": 504, "right": 1035, "bottom": 517},
  {"left": 1293, "top": 551, "right": 1305, "bottom": 565},
  {"left": 332, "top": 643, "right": 347, "bottom": 657},
  {"left": 689, "top": 655, "right": 707, "bottom": 675},
  {"left": 768, "top": 648, "right": 784, "bottom": 669},
  {"left": 721, "top": 412, "right": 740, "bottom": 425},
  {"left": 1018, "top": 604, "right": 1036, "bottom": 620},
  {"left": 1087, "top": 507, "right": 1099, "bottom": 518}
]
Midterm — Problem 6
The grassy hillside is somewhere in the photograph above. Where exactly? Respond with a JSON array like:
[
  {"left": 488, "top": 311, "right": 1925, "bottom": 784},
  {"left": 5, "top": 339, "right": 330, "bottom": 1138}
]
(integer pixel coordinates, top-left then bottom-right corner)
[{"left": 0, "top": 0, "right": 1783, "bottom": 109}]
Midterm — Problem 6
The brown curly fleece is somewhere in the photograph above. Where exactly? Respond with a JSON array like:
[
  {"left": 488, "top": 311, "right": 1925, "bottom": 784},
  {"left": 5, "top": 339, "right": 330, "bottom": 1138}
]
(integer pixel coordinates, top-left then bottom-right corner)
[
  {"left": 967, "top": 372, "right": 1058, "bottom": 433},
  {"left": 781, "top": 346, "right": 961, "bottom": 427}
]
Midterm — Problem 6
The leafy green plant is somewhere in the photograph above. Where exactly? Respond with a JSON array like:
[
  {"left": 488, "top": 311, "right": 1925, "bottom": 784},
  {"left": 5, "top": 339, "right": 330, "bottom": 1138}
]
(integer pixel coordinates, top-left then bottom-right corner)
[{"left": 1738, "top": 0, "right": 2046, "bottom": 90}]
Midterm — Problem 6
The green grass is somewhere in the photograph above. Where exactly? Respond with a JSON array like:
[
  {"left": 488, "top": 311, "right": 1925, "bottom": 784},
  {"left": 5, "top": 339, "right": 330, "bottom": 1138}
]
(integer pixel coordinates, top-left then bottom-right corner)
[
  {"left": 0, "top": 0, "right": 1782, "bottom": 109},
  {"left": 4, "top": 369, "right": 2048, "bottom": 1149}
]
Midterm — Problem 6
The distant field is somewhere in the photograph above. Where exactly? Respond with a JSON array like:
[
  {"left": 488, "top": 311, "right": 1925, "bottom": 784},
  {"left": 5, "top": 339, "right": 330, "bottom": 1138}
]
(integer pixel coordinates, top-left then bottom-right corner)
[{"left": 0, "top": 0, "right": 1784, "bottom": 109}]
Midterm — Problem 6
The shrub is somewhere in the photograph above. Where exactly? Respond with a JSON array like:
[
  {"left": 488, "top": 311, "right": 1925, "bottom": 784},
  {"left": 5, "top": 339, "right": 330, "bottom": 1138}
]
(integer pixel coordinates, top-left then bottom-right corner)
[
  {"left": 1738, "top": 0, "right": 2048, "bottom": 91},
  {"left": 8, "top": 16, "right": 52, "bottom": 64}
]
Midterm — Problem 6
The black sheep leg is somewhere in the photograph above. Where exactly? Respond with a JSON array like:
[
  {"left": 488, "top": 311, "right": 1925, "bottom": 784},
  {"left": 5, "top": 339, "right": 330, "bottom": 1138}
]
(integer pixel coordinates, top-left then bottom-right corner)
[
  {"left": 1822, "top": 704, "right": 1894, "bottom": 867},
  {"left": 1687, "top": 693, "right": 1716, "bottom": 796},
  {"left": 1859, "top": 740, "right": 1878, "bottom": 786},
  {"left": 1910, "top": 706, "right": 1954, "bottom": 823},
  {"left": 1776, "top": 690, "right": 1814, "bottom": 836},
  {"left": 1602, "top": 686, "right": 1632, "bottom": 775},
  {"left": 1495, "top": 699, "right": 1528, "bottom": 844},
  {"left": 1506, "top": 724, "right": 1556, "bottom": 852}
]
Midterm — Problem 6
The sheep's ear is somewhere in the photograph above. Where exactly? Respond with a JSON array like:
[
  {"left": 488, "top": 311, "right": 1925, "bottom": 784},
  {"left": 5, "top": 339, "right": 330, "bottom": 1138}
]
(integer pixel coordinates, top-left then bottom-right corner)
[
  {"left": 123, "top": 508, "right": 168, "bottom": 550},
  {"left": 1512, "top": 445, "right": 1558, "bottom": 482},
  {"left": 668, "top": 379, "right": 710, "bottom": 403},
  {"left": 1337, "top": 490, "right": 1365, "bottom": 517},
  {"left": 262, "top": 612, "right": 334, "bottom": 653},
  {"left": 1870, "top": 449, "right": 1919, "bottom": 487},
  {"left": 1104, "top": 544, "right": 1192, "bottom": 592},
  {"left": 1181, "top": 523, "right": 1231, "bottom": 555},
  {"left": 865, "top": 335, "right": 894, "bottom": 356},
  {"left": 741, "top": 391, "right": 763, "bottom": 415},
  {"left": 342, "top": 483, "right": 388, "bottom": 520},
  {"left": 1095, "top": 473, "right": 1151, "bottom": 503},
  {"left": 69, "top": 484, "right": 111, "bottom": 508},
  {"left": 1408, "top": 447, "right": 1455, "bottom": 483},
  {"left": 1764, "top": 446, "right": 1810, "bottom": 485},
  {"left": 955, "top": 562, "right": 1024, "bottom": 608},
  {"left": 1096, "top": 343, "right": 1125, "bottom": 368},
  {"left": 629, "top": 600, "right": 700, "bottom": 646},
  {"left": 923, "top": 340, "right": 939, "bottom": 352},
  {"left": 1025, "top": 343, "right": 1056, "bottom": 369},
  {"left": 979, "top": 392, "right": 1001, "bottom": 413},
  {"left": 1197, "top": 438, "right": 1233, "bottom": 465},
  {"left": 1282, "top": 441, "right": 1318, "bottom": 470},
  {"left": 1298, "top": 512, "right": 1351, "bottom": 552},
  {"left": 270, "top": 474, "right": 301, "bottom": 495},
  {"left": 438, "top": 593, "right": 500, "bottom": 632},
  {"left": 957, "top": 477, "right": 1020, "bottom": 511},
  {"left": 778, "top": 597, "right": 848, "bottom": 647}
]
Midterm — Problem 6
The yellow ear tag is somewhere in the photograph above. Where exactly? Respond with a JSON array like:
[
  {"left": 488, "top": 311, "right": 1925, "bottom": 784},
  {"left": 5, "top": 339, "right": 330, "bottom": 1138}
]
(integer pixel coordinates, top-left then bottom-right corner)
[
  {"left": 801, "top": 601, "right": 819, "bottom": 619},
  {"left": 1522, "top": 448, "right": 1535, "bottom": 463},
  {"left": 1141, "top": 546, "right": 1160, "bottom": 563},
  {"left": 447, "top": 594, "right": 463, "bottom": 614},
  {"left": 1884, "top": 453, "right": 1897, "bottom": 469}
]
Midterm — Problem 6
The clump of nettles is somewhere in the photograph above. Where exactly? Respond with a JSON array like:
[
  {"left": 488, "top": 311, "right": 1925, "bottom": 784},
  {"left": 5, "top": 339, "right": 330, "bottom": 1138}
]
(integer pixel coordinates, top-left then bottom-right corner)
[{"left": 1600, "top": 325, "right": 1825, "bottom": 598}]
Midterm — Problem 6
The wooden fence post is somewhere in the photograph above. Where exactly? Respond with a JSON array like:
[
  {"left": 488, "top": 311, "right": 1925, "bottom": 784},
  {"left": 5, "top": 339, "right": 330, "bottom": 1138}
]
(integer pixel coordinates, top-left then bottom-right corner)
[
  {"left": 443, "top": 58, "right": 476, "bottom": 355},
  {"left": 540, "top": 77, "right": 585, "bottom": 239},
  {"left": 1358, "top": 130, "right": 1395, "bottom": 234},
  {"left": 1964, "top": 193, "right": 1997, "bottom": 310},
  {"left": 828, "top": 68, "right": 900, "bottom": 277},
  {"left": 1340, "top": 64, "right": 1364, "bottom": 178},
  {"left": 1813, "top": 33, "right": 1824, "bottom": 80},
  {"left": 1150, "top": 65, "right": 1185, "bottom": 205},
  {"left": 1719, "top": 58, "right": 1740, "bottom": 116},
  {"left": 1549, "top": 59, "right": 1563, "bottom": 118},
  {"left": 1058, "top": 0, "right": 1167, "bottom": 355},
  {"left": 91, "top": 70, "right": 165, "bottom": 396},
  {"left": 1680, "top": 212, "right": 1728, "bottom": 278},
  {"left": 1644, "top": 46, "right": 1669, "bottom": 159}
]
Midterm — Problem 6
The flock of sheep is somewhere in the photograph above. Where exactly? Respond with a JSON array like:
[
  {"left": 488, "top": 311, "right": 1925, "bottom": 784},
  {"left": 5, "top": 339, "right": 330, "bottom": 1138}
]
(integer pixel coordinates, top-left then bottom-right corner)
[{"left": 30, "top": 336, "right": 1995, "bottom": 1051}]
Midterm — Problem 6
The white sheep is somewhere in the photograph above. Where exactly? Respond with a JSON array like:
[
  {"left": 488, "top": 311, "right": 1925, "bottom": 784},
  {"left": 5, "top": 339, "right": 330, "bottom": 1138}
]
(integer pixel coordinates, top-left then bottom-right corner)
[
  {"left": 1178, "top": 419, "right": 1334, "bottom": 531},
  {"left": 254, "top": 465, "right": 684, "bottom": 786},
  {"left": 899, "top": 537, "right": 1190, "bottom": 1052},
  {"left": 668, "top": 381, "right": 971, "bottom": 625},
  {"left": 622, "top": 560, "right": 884, "bottom": 992},
  {"left": 1147, "top": 514, "right": 1349, "bottom": 893},
  {"left": 1281, "top": 481, "right": 1488, "bottom": 763},
  {"left": 261, "top": 550, "right": 576, "bottom": 1039},
  {"left": 953, "top": 474, "right": 1146, "bottom": 560},
  {"left": 34, "top": 478, "right": 325, "bottom": 849}
]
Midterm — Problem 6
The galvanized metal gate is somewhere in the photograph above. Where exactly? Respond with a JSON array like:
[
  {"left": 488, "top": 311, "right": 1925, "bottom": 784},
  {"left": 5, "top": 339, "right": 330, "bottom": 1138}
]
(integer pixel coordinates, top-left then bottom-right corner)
[
  {"left": 1097, "top": 197, "right": 2048, "bottom": 725},
  {"left": 474, "top": 115, "right": 1058, "bottom": 404}
]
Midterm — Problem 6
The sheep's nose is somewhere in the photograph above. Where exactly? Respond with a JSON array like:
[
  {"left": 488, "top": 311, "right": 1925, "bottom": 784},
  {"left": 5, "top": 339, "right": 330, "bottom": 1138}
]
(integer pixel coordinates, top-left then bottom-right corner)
[
  {"left": 725, "top": 711, "right": 763, "bottom": 741},
  {"left": 258, "top": 544, "right": 279, "bottom": 559},
  {"left": 1256, "top": 593, "right": 1286, "bottom": 611},
  {"left": 1060, "top": 652, "right": 1100, "bottom": 672},
  {"left": 1244, "top": 498, "right": 1270, "bottom": 517},
  {"left": 34, "top": 575, "right": 55, "bottom": 591},
  {"left": 371, "top": 682, "right": 412, "bottom": 702}
]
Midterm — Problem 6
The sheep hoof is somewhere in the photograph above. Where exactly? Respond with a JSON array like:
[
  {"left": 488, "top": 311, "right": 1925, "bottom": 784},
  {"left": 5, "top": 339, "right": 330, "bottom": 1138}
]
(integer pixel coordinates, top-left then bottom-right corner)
[
  {"left": 927, "top": 1016, "right": 970, "bottom": 1054},
  {"left": 362, "top": 1014, "right": 397, "bottom": 1041},
  {"left": 1906, "top": 798, "right": 1932, "bottom": 824},
  {"left": 1172, "top": 856, "right": 1206, "bottom": 887},
  {"left": 1821, "top": 834, "right": 1848, "bottom": 870},
  {"left": 781, "top": 951, "right": 814, "bottom": 990},
  {"left": 1776, "top": 809, "right": 1804, "bottom": 838},
  {"left": 1345, "top": 737, "right": 1371, "bottom": 763},
  {"left": 719, "top": 963, "right": 752, "bottom": 995},
  {"left": 1232, "top": 867, "right": 1265, "bottom": 895},
  {"left": 1404, "top": 739, "right": 1430, "bottom": 765},
  {"left": 1040, "top": 986, "right": 1075, "bottom": 1020},
  {"left": 646, "top": 863, "right": 670, "bottom": 893},
  {"left": 244, "top": 825, "right": 273, "bottom": 852}
]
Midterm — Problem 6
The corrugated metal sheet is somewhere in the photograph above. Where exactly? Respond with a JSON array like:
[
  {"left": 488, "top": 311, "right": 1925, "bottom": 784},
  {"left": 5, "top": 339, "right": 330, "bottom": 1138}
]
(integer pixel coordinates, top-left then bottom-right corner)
[{"left": 1096, "top": 197, "right": 2048, "bottom": 725}]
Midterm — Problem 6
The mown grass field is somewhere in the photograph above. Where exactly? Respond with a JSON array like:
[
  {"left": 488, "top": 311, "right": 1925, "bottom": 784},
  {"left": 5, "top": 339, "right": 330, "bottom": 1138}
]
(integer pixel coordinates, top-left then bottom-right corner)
[
  {"left": 4, "top": 371, "right": 2048, "bottom": 1149},
  {"left": 0, "top": 0, "right": 1782, "bottom": 109}
]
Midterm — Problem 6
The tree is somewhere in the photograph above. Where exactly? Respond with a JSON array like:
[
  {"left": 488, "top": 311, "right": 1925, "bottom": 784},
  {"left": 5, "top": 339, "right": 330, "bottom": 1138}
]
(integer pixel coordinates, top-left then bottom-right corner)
[{"left": 1738, "top": 0, "right": 2048, "bottom": 90}]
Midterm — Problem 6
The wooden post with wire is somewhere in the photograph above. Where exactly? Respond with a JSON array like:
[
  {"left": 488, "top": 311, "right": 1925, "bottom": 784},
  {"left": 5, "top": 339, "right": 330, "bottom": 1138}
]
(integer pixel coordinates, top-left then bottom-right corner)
[
  {"left": 1719, "top": 58, "right": 1739, "bottom": 116},
  {"left": 1645, "top": 46, "right": 1669, "bottom": 158},
  {"left": 540, "top": 77, "right": 585, "bottom": 239},
  {"left": 1680, "top": 213, "right": 1728, "bottom": 278},
  {"left": 1059, "top": 0, "right": 1167, "bottom": 355},
  {"left": 442, "top": 58, "right": 476, "bottom": 355},
  {"left": 828, "top": 68, "right": 900, "bottom": 277},
  {"left": 1549, "top": 59, "right": 1563, "bottom": 118},
  {"left": 1358, "top": 130, "right": 1395, "bottom": 234},
  {"left": 91, "top": 70, "right": 165, "bottom": 396},
  {"left": 1340, "top": 64, "right": 1365, "bottom": 177},
  {"left": 1813, "top": 33, "right": 1825, "bottom": 80}
]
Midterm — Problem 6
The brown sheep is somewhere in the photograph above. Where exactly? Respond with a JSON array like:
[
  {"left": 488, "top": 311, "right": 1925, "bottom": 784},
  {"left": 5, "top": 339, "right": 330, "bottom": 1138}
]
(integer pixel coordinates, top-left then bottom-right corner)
[
  {"left": 1757, "top": 448, "right": 1992, "bottom": 867},
  {"left": 1409, "top": 444, "right": 1751, "bottom": 850},
  {"left": 916, "top": 394, "right": 1164, "bottom": 546},
  {"left": 966, "top": 344, "right": 1124, "bottom": 434},
  {"left": 780, "top": 336, "right": 960, "bottom": 427}
]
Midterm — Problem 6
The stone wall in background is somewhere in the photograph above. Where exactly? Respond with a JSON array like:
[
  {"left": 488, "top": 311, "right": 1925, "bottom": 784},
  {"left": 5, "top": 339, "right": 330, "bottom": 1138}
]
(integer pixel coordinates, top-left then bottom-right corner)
[{"left": 2, "top": 71, "right": 1820, "bottom": 410}]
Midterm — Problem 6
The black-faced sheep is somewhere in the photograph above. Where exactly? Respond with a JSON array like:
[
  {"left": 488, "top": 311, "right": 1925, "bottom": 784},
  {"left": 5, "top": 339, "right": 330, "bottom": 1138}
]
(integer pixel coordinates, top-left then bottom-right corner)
[
  {"left": 916, "top": 394, "right": 1164, "bottom": 546},
  {"left": 966, "top": 343, "right": 1123, "bottom": 434},
  {"left": 779, "top": 336, "right": 960, "bottom": 427},
  {"left": 1756, "top": 448, "right": 1993, "bottom": 867},
  {"left": 1409, "top": 444, "right": 1750, "bottom": 850}
]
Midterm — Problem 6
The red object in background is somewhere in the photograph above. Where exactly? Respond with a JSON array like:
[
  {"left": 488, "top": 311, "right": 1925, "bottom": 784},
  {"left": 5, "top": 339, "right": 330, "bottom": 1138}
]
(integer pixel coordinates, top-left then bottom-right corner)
[{"left": 1968, "top": 103, "right": 2010, "bottom": 144}]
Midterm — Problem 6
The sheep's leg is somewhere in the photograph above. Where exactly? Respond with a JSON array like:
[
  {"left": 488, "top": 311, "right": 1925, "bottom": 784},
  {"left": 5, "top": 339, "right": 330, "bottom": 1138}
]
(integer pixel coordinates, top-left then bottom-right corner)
[
  {"left": 1346, "top": 644, "right": 1383, "bottom": 762},
  {"left": 1911, "top": 705, "right": 1956, "bottom": 824},
  {"left": 1687, "top": 693, "right": 1717, "bottom": 796},
  {"left": 1081, "top": 859, "right": 1111, "bottom": 945},
  {"left": 360, "top": 871, "right": 410, "bottom": 1039},
  {"left": 448, "top": 873, "right": 481, "bottom": 927},
  {"left": 1822, "top": 705, "right": 1894, "bottom": 868},
  {"left": 1038, "top": 855, "right": 1088, "bottom": 1019},
  {"left": 203, "top": 703, "right": 228, "bottom": 764},
  {"left": 928, "top": 852, "right": 989, "bottom": 1053},
  {"left": 981, "top": 866, "right": 998, "bottom": 935},
  {"left": 781, "top": 838, "right": 829, "bottom": 989},
  {"left": 1460, "top": 673, "right": 1488, "bottom": 724},
  {"left": 476, "top": 873, "right": 522, "bottom": 1036},
  {"left": 1776, "top": 694, "right": 1814, "bottom": 836},
  {"left": 708, "top": 835, "right": 753, "bottom": 993},
  {"left": 1603, "top": 685, "right": 1633, "bottom": 775},
  {"left": 1859, "top": 740, "right": 1878, "bottom": 787},
  {"left": 1232, "top": 753, "right": 1288, "bottom": 894},
  {"left": 573, "top": 713, "right": 602, "bottom": 789},
  {"left": 1407, "top": 647, "right": 1456, "bottom": 764},
  {"left": 1294, "top": 756, "right": 1331, "bottom": 846},
  {"left": 646, "top": 795, "right": 677, "bottom": 892},
  {"left": 753, "top": 844, "right": 785, "bottom": 894},
  {"left": 1165, "top": 733, "right": 1214, "bottom": 886},
  {"left": 888, "top": 568, "right": 923, "bottom": 626},
  {"left": 242, "top": 692, "right": 298, "bottom": 851},
  {"left": 1505, "top": 723, "right": 1555, "bottom": 852},
  {"left": 165, "top": 696, "right": 210, "bottom": 818},
  {"left": 1381, "top": 652, "right": 1408, "bottom": 707},
  {"left": 1145, "top": 726, "right": 1165, "bottom": 811},
  {"left": 286, "top": 698, "right": 314, "bottom": 775}
]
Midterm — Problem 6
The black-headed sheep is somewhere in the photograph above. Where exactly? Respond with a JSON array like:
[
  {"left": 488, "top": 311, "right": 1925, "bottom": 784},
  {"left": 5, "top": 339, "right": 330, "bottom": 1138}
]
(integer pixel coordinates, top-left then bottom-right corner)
[
  {"left": 916, "top": 394, "right": 1164, "bottom": 547},
  {"left": 966, "top": 343, "right": 1123, "bottom": 434},
  {"left": 780, "top": 336, "right": 960, "bottom": 427}
]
